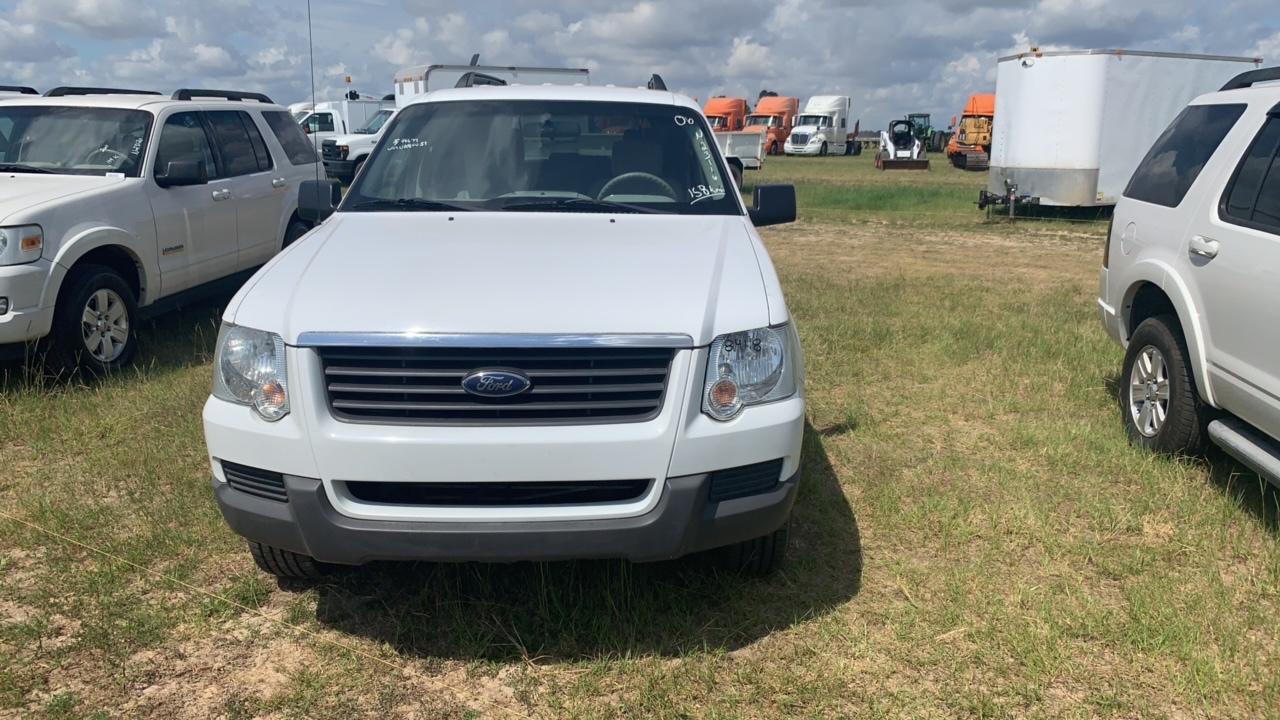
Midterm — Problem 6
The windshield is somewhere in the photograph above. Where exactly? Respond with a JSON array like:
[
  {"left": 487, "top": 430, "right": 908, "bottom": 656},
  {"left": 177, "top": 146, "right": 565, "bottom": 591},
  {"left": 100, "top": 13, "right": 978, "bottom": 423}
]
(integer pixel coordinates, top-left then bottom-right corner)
[
  {"left": 795, "top": 114, "right": 830, "bottom": 128},
  {"left": 345, "top": 100, "right": 740, "bottom": 216},
  {"left": 358, "top": 109, "right": 393, "bottom": 134},
  {"left": 0, "top": 106, "right": 152, "bottom": 176},
  {"left": 706, "top": 115, "right": 727, "bottom": 129},
  {"left": 745, "top": 115, "right": 778, "bottom": 128},
  {"left": 291, "top": 110, "right": 310, "bottom": 122}
]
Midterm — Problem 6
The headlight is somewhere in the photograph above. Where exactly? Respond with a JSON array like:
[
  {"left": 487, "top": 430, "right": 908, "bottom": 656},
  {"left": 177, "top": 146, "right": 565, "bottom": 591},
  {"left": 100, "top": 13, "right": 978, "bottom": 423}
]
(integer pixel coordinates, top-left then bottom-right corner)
[
  {"left": 808, "top": 137, "right": 821, "bottom": 145},
  {"left": 213, "top": 324, "right": 290, "bottom": 421},
  {"left": 0, "top": 226, "right": 43, "bottom": 266},
  {"left": 703, "top": 324, "right": 798, "bottom": 421}
]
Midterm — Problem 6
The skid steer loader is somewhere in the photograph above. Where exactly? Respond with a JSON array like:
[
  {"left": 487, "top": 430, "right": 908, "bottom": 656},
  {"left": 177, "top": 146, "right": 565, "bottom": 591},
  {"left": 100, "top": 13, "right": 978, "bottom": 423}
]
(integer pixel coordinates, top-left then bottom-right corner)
[{"left": 876, "top": 119, "right": 929, "bottom": 170}]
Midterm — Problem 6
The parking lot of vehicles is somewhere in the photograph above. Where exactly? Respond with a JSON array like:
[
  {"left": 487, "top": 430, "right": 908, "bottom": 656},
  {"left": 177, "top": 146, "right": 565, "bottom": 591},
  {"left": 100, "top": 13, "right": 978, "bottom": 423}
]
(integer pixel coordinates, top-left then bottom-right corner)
[
  {"left": 785, "top": 95, "right": 853, "bottom": 156},
  {"left": 296, "top": 96, "right": 391, "bottom": 147},
  {"left": 1100, "top": 67, "right": 1280, "bottom": 486},
  {"left": 204, "top": 80, "right": 802, "bottom": 579},
  {"left": 0, "top": 87, "right": 319, "bottom": 371}
]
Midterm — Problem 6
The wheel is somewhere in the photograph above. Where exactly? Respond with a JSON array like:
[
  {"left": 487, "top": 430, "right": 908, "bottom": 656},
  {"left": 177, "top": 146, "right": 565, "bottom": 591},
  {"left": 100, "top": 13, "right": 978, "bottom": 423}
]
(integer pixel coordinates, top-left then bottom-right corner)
[
  {"left": 768, "top": 141, "right": 779, "bottom": 156},
  {"left": 1121, "top": 315, "right": 1211, "bottom": 455},
  {"left": 852, "top": 142, "right": 862, "bottom": 156},
  {"left": 248, "top": 542, "right": 327, "bottom": 580},
  {"left": 50, "top": 264, "right": 138, "bottom": 373},
  {"left": 819, "top": 142, "right": 828, "bottom": 157},
  {"left": 729, "top": 163, "right": 743, "bottom": 189},
  {"left": 719, "top": 523, "right": 789, "bottom": 576},
  {"left": 282, "top": 217, "right": 310, "bottom": 248},
  {"left": 844, "top": 141, "right": 853, "bottom": 156}
]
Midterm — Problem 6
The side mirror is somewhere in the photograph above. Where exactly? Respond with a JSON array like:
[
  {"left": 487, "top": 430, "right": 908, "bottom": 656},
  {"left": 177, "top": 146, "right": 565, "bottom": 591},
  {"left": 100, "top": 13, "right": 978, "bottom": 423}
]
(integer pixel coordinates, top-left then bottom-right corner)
[
  {"left": 155, "top": 160, "right": 207, "bottom": 188},
  {"left": 748, "top": 184, "right": 796, "bottom": 227},
  {"left": 298, "top": 179, "right": 342, "bottom": 223}
]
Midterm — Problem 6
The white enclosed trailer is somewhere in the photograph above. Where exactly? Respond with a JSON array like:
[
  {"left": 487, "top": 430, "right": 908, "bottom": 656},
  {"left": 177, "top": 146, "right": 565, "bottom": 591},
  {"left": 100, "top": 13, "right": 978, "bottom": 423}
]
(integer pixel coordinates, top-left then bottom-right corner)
[
  {"left": 986, "top": 49, "right": 1261, "bottom": 207},
  {"left": 394, "top": 63, "right": 590, "bottom": 108}
]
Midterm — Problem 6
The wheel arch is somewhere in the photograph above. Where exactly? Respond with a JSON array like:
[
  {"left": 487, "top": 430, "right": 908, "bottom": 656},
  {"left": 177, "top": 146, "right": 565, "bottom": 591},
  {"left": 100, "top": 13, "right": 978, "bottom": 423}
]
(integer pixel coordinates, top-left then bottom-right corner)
[
  {"left": 1119, "top": 269, "right": 1215, "bottom": 407},
  {"left": 51, "top": 237, "right": 151, "bottom": 308}
]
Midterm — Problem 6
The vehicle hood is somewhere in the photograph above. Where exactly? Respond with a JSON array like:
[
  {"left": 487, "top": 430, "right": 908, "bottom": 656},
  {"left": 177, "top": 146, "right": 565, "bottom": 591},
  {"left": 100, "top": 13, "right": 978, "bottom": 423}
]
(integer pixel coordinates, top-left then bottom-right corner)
[
  {"left": 0, "top": 174, "right": 123, "bottom": 222},
  {"left": 790, "top": 125, "right": 825, "bottom": 136},
  {"left": 330, "top": 131, "right": 381, "bottom": 147},
  {"left": 229, "top": 212, "right": 775, "bottom": 346}
]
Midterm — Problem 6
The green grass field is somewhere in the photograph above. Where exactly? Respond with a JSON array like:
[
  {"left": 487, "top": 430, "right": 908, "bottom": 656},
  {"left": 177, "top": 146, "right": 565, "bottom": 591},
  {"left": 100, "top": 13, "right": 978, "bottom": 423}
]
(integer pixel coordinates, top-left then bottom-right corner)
[{"left": 3, "top": 155, "right": 1279, "bottom": 718}]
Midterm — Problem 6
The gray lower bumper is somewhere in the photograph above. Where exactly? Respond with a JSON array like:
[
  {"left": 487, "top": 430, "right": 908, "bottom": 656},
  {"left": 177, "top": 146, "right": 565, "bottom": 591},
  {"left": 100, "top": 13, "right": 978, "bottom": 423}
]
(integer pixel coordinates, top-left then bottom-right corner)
[{"left": 214, "top": 471, "right": 798, "bottom": 565}]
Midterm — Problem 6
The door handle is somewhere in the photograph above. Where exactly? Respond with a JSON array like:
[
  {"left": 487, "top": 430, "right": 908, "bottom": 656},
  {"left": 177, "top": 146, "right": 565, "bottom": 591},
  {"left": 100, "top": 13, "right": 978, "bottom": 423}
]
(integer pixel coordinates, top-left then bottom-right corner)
[
  {"left": 211, "top": 188, "right": 231, "bottom": 202},
  {"left": 271, "top": 178, "right": 287, "bottom": 188},
  {"left": 1189, "top": 235, "right": 1220, "bottom": 259}
]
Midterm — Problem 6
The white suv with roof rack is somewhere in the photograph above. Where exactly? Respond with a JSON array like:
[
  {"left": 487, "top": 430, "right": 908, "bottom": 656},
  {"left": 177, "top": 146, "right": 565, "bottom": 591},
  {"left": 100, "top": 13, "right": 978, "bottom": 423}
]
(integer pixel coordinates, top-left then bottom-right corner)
[
  {"left": 0, "top": 86, "right": 322, "bottom": 370},
  {"left": 203, "top": 71, "right": 805, "bottom": 578},
  {"left": 1100, "top": 67, "right": 1280, "bottom": 484}
]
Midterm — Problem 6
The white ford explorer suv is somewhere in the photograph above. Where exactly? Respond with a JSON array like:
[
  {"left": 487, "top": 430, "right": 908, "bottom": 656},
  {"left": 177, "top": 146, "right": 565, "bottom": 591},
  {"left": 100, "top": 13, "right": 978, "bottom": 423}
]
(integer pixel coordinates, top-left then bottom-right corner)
[
  {"left": 1100, "top": 67, "right": 1280, "bottom": 483},
  {"left": 202, "top": 81, "right": 804, "bottom": 578},
  {"left": 0, "top": 87, "right": 320, "bottom": 370}
]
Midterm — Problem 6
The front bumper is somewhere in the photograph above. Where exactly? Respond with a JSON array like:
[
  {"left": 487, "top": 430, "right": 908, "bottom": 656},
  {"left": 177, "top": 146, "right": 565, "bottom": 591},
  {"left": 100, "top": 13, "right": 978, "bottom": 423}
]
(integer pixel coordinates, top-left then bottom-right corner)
[
  {"left": 323, "top": 159, "right": 358, "bottom": 183},
  {"left": 0, "top": 260, "right": 55, "bottom": 346},
  {"left": 213, "top": 468, "right": 798, "bottom": 564},
  {"left": 784, "top": 144, "right": 823, "bottom": 156}
]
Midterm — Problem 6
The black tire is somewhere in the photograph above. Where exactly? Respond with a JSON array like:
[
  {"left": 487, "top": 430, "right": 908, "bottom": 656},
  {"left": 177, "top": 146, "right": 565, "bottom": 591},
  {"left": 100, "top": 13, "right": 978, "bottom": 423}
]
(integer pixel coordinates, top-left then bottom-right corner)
[
  {"left": 719, "top": 523, "right": 789, "bottom": 576},
  {"left": 282, "top": 217, "right": 310, "bottom": 249},
  {"left": 843, "top": 141, "right": 853, "bottom": 156},
  {"left": 248, "top": 541, "right": 326, "bottom": 580},
  {"left": 50, "top": 264, "right": 138, "bottom": 373},
  {"left": 852, "top": 142, "right": 862, "bottom": 157},
  {"left": 1121, "top": 315, "right": 1211, "bottom": 455},
  {"left": 729, "top": 163, "right": 743, "bottom": 189},
  {"left": 768, "top": 141, "right": 779, "bottom": 156},
  {"left": 818, "top": 142, "right": 828, "bottom": 157}
]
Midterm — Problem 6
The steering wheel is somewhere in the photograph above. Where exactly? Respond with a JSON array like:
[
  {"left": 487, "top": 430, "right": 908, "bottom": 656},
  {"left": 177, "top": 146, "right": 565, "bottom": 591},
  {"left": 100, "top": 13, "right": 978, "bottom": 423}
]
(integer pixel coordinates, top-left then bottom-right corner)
[
  {"left": 84, "top": 147, "right": 127, "bottom": 167},
  {"left": 597, "top": 172, "right": 677, "bottom": 201}
]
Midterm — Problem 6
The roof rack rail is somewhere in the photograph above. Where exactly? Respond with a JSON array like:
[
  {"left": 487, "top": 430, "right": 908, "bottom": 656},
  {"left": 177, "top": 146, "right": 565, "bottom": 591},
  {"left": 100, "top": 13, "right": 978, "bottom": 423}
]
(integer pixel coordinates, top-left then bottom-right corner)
[
  {"left": 0, "top": 85, "right": 38, "bottom": 95},
  {"left": 45, "top": 86, "right": 161, "bottom": 97},
  {"left": 647, "top": 74, "right": 667, "bottom": 91},
  {"left": 1220, "top": 66, "right": 1279, "bottom": 92},
  {"left": 172, "top": 88, "right": 274, "bottom": 103}
]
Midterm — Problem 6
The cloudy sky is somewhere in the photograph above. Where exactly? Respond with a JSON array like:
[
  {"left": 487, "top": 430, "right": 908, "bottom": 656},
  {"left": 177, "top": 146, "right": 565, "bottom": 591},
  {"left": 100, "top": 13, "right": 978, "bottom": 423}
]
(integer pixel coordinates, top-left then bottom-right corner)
[{"left": 1, "top": 0, "right": 1275, "bottom": 127}]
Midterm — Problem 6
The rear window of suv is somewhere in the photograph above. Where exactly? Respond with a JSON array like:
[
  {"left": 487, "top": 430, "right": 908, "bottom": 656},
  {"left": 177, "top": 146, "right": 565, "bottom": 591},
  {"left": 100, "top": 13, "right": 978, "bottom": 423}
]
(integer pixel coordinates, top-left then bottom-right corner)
[
  {"left": 262, "top": 110, "right": 318, "bottom": 165},
  {"left": 1124, "top": 104, "right": 1247, "bottom": 208},
  {"left": 1220, "top": 115, "right": 1280, "bottom": 234}
]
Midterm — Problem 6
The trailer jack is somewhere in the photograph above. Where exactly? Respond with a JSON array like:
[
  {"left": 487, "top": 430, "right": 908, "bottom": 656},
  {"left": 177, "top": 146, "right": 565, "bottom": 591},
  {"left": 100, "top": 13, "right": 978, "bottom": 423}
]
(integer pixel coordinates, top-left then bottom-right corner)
[{"left": 978, "top": 181, "right": 1039, "bottom": 219}]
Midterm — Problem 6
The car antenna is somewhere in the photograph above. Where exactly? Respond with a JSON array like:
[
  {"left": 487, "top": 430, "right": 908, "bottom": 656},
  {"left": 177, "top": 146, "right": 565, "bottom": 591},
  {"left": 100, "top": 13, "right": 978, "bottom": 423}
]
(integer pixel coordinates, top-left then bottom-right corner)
[{"left": 306, "top": 0, "right": 321, "bottom": 186}]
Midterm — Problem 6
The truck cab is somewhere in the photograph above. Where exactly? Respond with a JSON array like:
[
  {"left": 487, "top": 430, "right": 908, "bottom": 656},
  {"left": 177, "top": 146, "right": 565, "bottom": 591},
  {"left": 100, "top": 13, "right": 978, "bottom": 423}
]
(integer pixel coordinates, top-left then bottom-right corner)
[
  {"left": 703, "top": 97, "right": 749, "bottom": 132},
  {"left": 744, "top": 96, "right": 799, "bottom": 155},
  {"left": 785, "top": 96, "right": 852, "bottom": 156},
  {"left": 321, "top": 107, "right": 395, "bottom": 184},
  {"left": 298, "top": 97, "right": 391, "bottom": 149}
]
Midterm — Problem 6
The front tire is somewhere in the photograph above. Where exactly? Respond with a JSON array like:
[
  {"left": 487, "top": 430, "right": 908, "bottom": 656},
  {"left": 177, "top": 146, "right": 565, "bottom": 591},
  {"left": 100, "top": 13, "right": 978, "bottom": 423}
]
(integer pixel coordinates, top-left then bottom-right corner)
[
  {"left": 248, "top": 542, "right": 327, "bottom": 580},
  {"left": 50, "top": 264, "right": 138, "bottom": 373},
  {"left": 1121, "top": 315, "right": 1211, "bottom": 455},
  {"left": 719, "top": 523, "right": 789, "bottom": 576}
]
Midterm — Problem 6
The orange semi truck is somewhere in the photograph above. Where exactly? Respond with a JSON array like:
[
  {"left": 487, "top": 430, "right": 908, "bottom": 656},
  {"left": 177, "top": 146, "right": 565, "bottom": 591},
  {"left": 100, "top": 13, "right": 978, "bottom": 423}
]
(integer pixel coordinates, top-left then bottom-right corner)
[
  {"left": 744, "top": 96, "right": 799, "bottom": 155},
  {"left": 946, "top": 93, "right": 995, "bottom": 170},
  {"left": 703, "top": 97, "right": 749, "bottom": 131}
]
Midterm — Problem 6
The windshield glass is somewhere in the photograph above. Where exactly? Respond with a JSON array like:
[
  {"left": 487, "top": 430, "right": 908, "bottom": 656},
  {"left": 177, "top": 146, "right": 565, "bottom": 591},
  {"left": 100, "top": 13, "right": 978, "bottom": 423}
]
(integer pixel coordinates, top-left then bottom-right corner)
[
  {"left": 345, "top": 100, "right": 740, "bottom": 216},
  {"left": 0, "top": 106, "right": 152, "bottom": 176},
  {"left": 795, "top": 114, "right": 830, "bottom": 128},
  {"left": 358, "top": 109, "right": 393, "bottom": 134},
  {"left": 745, "top": 115, "right": 777, "bottom": 128},
  {"left": 706, "top": 115, "right": 727, "bottom": 129},
  {"left": 292, "top": 110, "right": 310, "bottom": 122}
]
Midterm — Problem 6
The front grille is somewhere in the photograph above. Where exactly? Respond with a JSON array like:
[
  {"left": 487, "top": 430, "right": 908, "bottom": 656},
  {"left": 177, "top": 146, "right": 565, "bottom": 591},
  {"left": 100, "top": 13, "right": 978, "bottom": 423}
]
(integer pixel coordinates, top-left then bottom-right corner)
[
  {"left": 344, "top": 479, "right": 651, "bottom": 506},
  {"left": 708, "top": 459, "right": 784, "bottom": 502},
  {"left": 317, "top": 346, "right": 676, "bottom": 425},
  {"left": 791, "top": 133, "right": 809, "bottom": 146},
  {"left": 320, "top": 139, "right": 341, "bottom": 160},
  {"left": 222, "top": 461, "right": 288, "bottom": 503}
]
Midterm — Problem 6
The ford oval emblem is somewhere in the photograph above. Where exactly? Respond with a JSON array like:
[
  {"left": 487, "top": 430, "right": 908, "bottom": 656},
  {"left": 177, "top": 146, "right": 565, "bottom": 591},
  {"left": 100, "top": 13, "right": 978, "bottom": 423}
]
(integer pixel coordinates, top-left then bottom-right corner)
[{"left": 461, "top": 369, "right": 532, "bottom": 398}]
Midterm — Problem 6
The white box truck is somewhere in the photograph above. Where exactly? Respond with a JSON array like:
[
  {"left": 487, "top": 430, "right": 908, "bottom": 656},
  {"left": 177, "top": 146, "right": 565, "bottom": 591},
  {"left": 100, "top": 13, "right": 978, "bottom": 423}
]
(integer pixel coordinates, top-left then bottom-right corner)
[
  {"left": 297, "top": 97, "right": 392, "bottom": 148},
  {"left": 984, "top": 49, "right": 1261, "bottom": 208},
  {"left": 785, "top": 96, "right": 853, "bottom": 156}
]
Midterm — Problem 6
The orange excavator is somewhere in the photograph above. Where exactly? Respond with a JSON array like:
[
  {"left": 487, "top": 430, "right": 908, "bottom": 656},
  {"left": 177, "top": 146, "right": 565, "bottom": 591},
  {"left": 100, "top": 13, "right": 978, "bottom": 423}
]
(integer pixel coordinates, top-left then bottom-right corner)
[{"left": 946, "top": 93, "right": 995, "bottom": 171}]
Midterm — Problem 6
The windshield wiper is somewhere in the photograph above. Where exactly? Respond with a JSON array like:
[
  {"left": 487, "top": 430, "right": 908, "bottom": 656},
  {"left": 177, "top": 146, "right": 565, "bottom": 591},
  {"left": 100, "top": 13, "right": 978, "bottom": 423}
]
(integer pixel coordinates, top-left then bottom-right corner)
[
  {"left": 348, "top": 198, "right": 477, "bottom": 212},
  {"left": 499, "top": 197, "right": 666, "bottom": 214},
  {"left": 0, "top": 163, "right": 56, "bottom": 175}
]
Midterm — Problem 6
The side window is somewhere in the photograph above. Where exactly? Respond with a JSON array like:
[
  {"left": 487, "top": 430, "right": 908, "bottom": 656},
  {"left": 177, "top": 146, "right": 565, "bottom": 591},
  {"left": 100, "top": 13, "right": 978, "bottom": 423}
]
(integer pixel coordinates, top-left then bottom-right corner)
[
  {"left": 1124, "top": 104, "right": 1247, "bottom": 208},
  {"left": 241, "top": 113, "right": 273, "bottom": 172},
  {"left": 305, "top": 113, "right": 334, "bottom": 133},
  {"left": 1221, "top": 117, "right": 1280, "bottom": 234},
  {"left": 206, "top": 111, "right": 260, "bottom": 177},
  {"left": 262, "top": 111, "right": 318, "bottom": 165},
  {"left": 154, "top": 112, "right": 217, "bottom": 180}
]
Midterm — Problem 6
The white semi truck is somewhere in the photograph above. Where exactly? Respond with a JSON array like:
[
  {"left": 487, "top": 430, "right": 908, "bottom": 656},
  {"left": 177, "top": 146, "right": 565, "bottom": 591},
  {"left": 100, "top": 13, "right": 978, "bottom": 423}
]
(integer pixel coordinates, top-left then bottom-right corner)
[
  {"left": 785, "top": 96, "right": 853, "bottom": 156},
  {"left": 983, "top": 49, "right": 1261, "bottom": 208}
]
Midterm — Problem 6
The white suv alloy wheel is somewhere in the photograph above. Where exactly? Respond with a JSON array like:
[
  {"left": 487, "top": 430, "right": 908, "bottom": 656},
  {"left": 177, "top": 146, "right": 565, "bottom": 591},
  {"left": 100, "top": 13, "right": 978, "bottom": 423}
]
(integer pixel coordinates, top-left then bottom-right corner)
[
  {"left": 81, "top": 288, "right": 130, "bottom": 363},
  {"left": 1128, "top": 345, "right": 1170, "bottom": 438}
]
